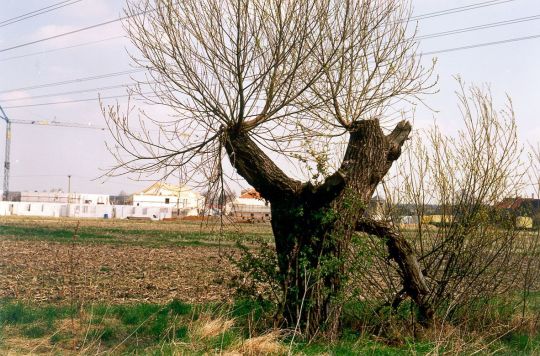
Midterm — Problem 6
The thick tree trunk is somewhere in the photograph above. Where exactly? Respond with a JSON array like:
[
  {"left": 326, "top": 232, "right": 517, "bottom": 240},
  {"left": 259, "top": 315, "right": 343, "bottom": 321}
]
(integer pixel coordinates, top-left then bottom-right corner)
[
  {"left": 224, "top": 119, "right": 433, "bottom": 337},
  {"left": 270, "top": 198, "right": 338, "bottom": 336}
]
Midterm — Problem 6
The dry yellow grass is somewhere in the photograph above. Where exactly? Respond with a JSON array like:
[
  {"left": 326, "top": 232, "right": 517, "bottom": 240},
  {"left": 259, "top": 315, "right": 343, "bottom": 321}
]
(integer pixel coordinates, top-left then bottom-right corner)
[
  {"left": 232, "top": 330, "right": 286, "bottom": 355},
  {"left": 2, "top": 336, "right": 53, "bottom": 355},
  {"left": 195, "top": 317, "right": 235, "bottom": 339}
]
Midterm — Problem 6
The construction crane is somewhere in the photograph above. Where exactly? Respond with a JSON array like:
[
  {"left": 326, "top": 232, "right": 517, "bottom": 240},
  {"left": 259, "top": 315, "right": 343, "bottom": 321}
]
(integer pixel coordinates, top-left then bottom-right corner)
[
  {"left": 0, "top": 105, "right": 11, "bottom": 201},
  {"left": 0, "top": 104, "right": 106, "bottom": 201}
]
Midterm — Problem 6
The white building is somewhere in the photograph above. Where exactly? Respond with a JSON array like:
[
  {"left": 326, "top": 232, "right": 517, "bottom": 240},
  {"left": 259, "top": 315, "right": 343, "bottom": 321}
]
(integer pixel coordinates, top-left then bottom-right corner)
[
  {"left": 226, "top": 189, "right": 271, "bottom": 222},
  {"left": 132, "top": 182, "right": 203, "bottom": 216},
  {"left": 20, "top": 191, "right": 110, "bottom": 205},
  {"left": 0, "top": 183, "right": 203, "bottom": 220},
  {"left": 0, "top": 201, "right": 174, "bottom": 221},
  {"left": 0, "top": 186, "right": 178, "bottom": 220}
]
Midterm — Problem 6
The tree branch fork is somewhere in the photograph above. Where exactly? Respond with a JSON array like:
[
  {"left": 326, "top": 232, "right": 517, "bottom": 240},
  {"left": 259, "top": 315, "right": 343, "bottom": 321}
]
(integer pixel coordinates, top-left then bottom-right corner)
[{"left": 224, "top": 118, "right": 412, "bottom": 203}]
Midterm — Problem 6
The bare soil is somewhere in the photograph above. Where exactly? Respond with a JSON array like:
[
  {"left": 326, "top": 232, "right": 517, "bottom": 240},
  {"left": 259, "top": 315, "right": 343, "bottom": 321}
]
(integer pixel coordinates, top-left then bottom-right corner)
[{"left": 0, "top": 239, "right": 235, "bottom": 305}]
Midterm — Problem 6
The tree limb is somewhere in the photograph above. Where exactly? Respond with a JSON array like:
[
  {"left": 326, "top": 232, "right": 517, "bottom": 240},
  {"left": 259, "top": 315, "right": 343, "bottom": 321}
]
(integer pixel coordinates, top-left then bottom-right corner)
[
  {"left": 356, "top": 217, "right": 433, "bottom": 325},
  {"left": 386, "top": 120, "right": 412, "bottom": 161},
  {"left": 309, "top": 119, "right": 412, "bottom": 204},
  {"left": 224, "top": 129, "right": 302, "bottom": 200}
]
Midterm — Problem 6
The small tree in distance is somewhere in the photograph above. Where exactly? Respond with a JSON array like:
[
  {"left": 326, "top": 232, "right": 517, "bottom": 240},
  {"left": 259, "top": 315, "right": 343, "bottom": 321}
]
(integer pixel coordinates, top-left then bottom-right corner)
[{"left": 104, "top": 0, "right": 437, "bottom": 337}]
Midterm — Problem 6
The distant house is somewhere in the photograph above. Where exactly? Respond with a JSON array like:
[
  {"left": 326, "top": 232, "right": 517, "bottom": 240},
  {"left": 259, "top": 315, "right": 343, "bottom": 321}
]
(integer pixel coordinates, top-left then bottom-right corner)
[
  {"left": 496, "top": 197, "right": 540, "bottom": 213},
  {"left": 226, "top": 189, "right": 271, "bottom": 222},
  {"left": 496, "top": 197, "right": 540, "bottom": 227},
  {"left": 132, "top": 182, "right": 203, "bottom": 216}
]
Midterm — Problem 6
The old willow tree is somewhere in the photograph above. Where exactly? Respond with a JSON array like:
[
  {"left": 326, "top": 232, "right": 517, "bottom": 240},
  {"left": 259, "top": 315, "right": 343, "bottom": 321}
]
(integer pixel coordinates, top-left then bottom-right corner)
[{"left": 106, "top": 0, "right": 436, "bottom": 336}]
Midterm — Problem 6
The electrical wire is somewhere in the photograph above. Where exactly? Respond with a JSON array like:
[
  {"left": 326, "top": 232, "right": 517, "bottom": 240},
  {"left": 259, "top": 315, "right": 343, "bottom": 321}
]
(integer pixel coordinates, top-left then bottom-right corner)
[
  {"left": 3, "top": 11, "right": 538, "bottom": 97},
  {"left": 0, "top": 2, "right": 519, "bottom": 63},
  {"left": 417, "top": 14, "right": 540, "bottom": 40},
  {"left": 420, "top": 33, "right": 540, "bottom": 56},
  {"left": 0, "top": 83, "right": 143, "bottom": 102},
  {"left": 1, "top": 0, "right": 72, "bottom": 25},
  {"left": 0, "top": 0, "right": 517, "bottom": 55},
  {"left": 3, "top": 30, "right": 540, "bottom": 109},
  {"left": 0, "top": 69, "right": 143, "bottom": 94},
  {"left": 0, "top": 0, "right": 534, "bottom": 108},
  {"left": 2, "top": 91, "right": 155, "bottom": 109},
  {"left": 3, "top": 26, "right": 540, "bottom": 105},
  {"left": 0, "top": 12, "right": 537, "bottom": 94},
  {"left": 409, "top": 0, "right": 516, "bottom": 21},
  {"left": 0, "top": 9, "right": 151, "bottom": 54},
  {"left": 0, "top": 0, "right": 84, "bottom": 28},
  {"left": 0, "top": 36, "right": 125, "bottom": 63}
]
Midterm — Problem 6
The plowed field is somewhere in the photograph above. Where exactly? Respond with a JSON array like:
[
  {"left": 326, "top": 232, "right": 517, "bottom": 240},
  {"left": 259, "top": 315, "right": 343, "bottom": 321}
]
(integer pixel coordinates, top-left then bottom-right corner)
[{"left": 0, "top": 216, "right": 271, "bottom": 304}]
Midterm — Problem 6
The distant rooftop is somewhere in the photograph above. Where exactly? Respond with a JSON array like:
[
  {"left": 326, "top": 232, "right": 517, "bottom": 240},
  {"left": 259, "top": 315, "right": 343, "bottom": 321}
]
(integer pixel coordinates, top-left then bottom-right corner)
[
  {"left": 136, "top": 182, "right": 198, "bottom": 196},
  {"left": 496, "top": 197, "right": 540, "bottom": 210},
  {"left": 239, "top": 189, "right": 263, "bottom": 200}
]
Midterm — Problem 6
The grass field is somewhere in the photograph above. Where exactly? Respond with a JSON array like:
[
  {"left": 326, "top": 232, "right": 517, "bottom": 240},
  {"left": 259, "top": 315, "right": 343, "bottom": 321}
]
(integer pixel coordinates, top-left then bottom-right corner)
[{"left": 1, "top": 216, "right": 539, "bottom": 354}]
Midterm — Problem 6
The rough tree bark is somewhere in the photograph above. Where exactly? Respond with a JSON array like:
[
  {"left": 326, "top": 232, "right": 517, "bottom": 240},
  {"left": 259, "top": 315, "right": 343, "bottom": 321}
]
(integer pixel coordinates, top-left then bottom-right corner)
[
  {"left": 224, "top": 119, "right": 433, "bottom": 336},
  {"left": 356, "top": 218, "right": 433, "bottom": 326}
]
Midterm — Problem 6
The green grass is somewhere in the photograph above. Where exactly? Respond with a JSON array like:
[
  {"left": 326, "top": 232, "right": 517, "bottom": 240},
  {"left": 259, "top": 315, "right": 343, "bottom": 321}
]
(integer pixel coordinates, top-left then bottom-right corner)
[
  {"left": 21, "top": 324, "right": 49, "bottom": 338},
  {"left": 0, "top": 299, "right": 200, "bottom": 353},
  {"left": 501, "top": 332, "right": 538, "bottom": 353},
  {"left": 0, "top": 220, "right": 273, "bottom": 248},
  {"left": 1, "top": 298, "right": 538, "bottom": 355},
  {"left": 0, "top": 301, "right": 76, "bottom": 326}
]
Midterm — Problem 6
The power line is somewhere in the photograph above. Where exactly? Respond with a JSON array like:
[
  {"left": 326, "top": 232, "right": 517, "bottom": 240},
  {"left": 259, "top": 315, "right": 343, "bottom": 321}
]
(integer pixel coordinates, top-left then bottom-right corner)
[
  {"left": 0, "top": 16, "right": 126, "bottom": 54},
  {"left": 0, "top": 1, "right": 516, "bottom": 55},
  {"left": 0, "top": 174, "right": 145, "bottom": 187},
  {"left": 0, "top": 10, "right": 150, "bottom": 54},
  {"left": 0, "top": 69, "right": 143, "bottom": 94},
  {"left": 0, "top": 0, "right": 84, "bottom": 28},
  {"left": 0, "top": 3, "right": 518, "bottom": 61},
  {"left": 2, "top": 25, "right": 539, "bottom": 100},
  {"left": 0, "top": 1, "right": 531, "bottom": 107},
  {"left": 0, "top": 83, "right": 138, "bottom": 103},
  {"left": 0, "top": 0, "right": 71, "bottom": 25},
  {"left": 421, "top": 33, "right": 540, "bottom": 56},
  {"left": 0, "top": 12, "right": 533, "bottom": 64},
  {"left": 2, "top": 92, "right": 155, "bottom": 109},
  {"left": 417, "top": 14, "right": 540, "bottom": 40},
  {"left": 410, "top": 0, "right": 516, "bottom": 21},
  {"left": 0, "top": 36, "right": 125, "bottom": 63},
  {"left": 3, "top": 31, "right": 540, "bottom": 109},
  {"left": 0, "top": 11, "right": 533, "bottom": 93},
  {"left": 0, "top": 80, "right": 160, "bottom": 103},
  {"left": 0, "top": 9, "right": 534, "bottom": 87}
]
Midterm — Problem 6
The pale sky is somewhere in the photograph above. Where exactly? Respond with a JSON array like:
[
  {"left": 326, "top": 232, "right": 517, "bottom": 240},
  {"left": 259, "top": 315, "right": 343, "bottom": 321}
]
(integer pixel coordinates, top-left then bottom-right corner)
[{"left": 0, "top": 0, "right": 539, "bottom": 195}]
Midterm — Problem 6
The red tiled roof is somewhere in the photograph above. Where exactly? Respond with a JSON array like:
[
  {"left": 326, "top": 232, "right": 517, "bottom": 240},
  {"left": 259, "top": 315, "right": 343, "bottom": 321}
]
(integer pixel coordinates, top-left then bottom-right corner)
[
  {"left": 240, "top": 189, "right": 262, "bottom": 199},
  {"left": 496, "top": 197, "right": 540, "bottom": 210},
  {"left": 496, "top": 197, "right": 524, "bottom": 209}
]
